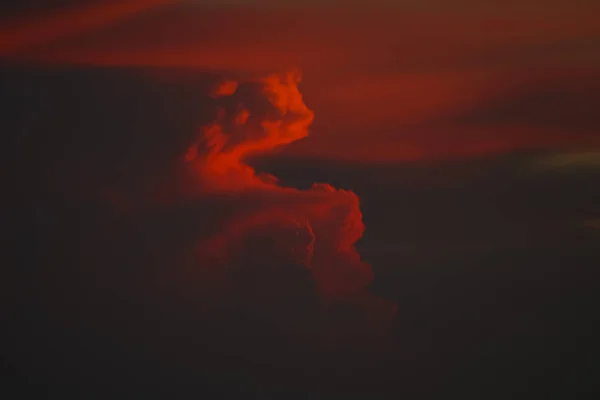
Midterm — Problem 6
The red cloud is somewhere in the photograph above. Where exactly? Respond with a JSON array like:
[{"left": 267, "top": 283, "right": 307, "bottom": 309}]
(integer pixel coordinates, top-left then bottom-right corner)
[
  {"left": 210, "top": 79, "right": 238, "bottom": 98},
  {"left": 184, "top": 70, "right": 314, "bottom": 191},
  {"left": 119, "top": 69, "right": 397, "bottom": 339},
  {"left": 183, "top": 72, "right": 368, "bottom": 296}
]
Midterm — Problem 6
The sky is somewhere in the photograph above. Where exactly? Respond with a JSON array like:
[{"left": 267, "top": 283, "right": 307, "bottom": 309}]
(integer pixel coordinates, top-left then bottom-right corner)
[
  {"left": 3, "top": 1, "right": 600, "bottom": 397},
  {"left": 3, "top": 1, "right": 600, "bottom": 162},
  {"left": 2, "top": 0, "right": 599, "bottom": 162}
]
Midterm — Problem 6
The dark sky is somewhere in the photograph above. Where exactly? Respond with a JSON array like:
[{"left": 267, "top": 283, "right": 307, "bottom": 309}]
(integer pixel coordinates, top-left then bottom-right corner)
[{"left": 3, "top": 2, "right": 600, "bottom": 398}]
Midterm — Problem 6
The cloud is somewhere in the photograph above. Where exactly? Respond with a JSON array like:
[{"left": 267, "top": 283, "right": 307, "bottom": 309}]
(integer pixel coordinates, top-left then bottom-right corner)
[
  {"left": 4, "top": 65, "right": 399, "bottom": 393},
  {"left": 447, "top": 75, "right": 600, "bottom": 133},
  {"left": 8, "top": 63, "right": 394, "bottom": 342},
  {"left": 10, "top": 5, "right": 600, "bottom": 73},
  {"left": 173, "top": 70, "right": 395, "bottom": 324},
  {"left": 183, "top": 70, "right": 315, "bottom": 191},
  {"left": 209, "top": 79, "right": 238, "bottom": 98},
  {"left": 187, "top": 73, "right": 398, "bottom": 341},
  {"left": 0, "top": 0, "right": 176, "bottom": 56},
  {"left": 287, "top": 69, "right": 600, "bottom": 162}
]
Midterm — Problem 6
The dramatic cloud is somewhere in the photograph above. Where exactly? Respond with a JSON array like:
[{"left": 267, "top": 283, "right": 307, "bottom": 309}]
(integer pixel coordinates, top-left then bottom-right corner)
[
  {"left": 183, "top": 71, "right": 313, "bottom": 189},
  {"left": 172, "top": 70, "right": 396, "bottom": 331},
  {"left": 4, "top": 65, "right": 399, "bottom": 395}
]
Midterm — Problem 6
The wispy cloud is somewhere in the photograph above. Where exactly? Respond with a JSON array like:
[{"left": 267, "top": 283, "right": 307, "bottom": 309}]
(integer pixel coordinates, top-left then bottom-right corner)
[{"left": 0, "top": 0, "right": 175, "bottom": 55}]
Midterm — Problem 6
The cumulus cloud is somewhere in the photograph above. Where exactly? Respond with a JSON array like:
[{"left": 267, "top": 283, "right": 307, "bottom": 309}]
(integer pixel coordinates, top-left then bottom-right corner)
[
  {"left": 5, "top": 64, "right": 396, "bottom": 393},
  {"left": 175, "top": 70, "right": 396, "bottom": 330},
  {"left": 71, "top": 68, "right": 397, "bottom": 341},
  {"left": 183, "top": 70, "right": 313, "bottom": 190}
]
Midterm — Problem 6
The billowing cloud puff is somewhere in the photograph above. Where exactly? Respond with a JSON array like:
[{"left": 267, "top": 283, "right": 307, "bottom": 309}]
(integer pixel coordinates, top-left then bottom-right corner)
[
  {"left": 79, "top": 68, "right": 397, "bottom": 340},
  {"left": 176, "top": 70, "right": 396, "bottom": 332},
  {"left": 195, "top": 185, "right": 371, "bottom": 299},
  {"left": 6, "top": 64, "right": 395, "bottom": 386},
  {"left": 184, "top": 70, "right": 314, "bottom": 191}
]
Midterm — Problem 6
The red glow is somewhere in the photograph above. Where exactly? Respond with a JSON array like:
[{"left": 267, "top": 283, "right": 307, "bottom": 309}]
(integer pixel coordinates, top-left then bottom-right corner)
[
  {"left": 5, "top": 5, "right": 599, "bottom": 162},
  {"left": 179, "top": 71, "right": 380, "bottom": 306},
  {"left": 0, "top": 0, "right": 175, "bottom": 55}
]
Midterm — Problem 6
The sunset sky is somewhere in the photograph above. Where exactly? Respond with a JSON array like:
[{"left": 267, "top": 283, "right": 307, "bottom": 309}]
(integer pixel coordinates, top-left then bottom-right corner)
[
  {"left": 3, "top": 0, "right": 600, "bottom": 161},
  {"left": 3, "top": 1, "right": 600, "bottom": 397}
]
